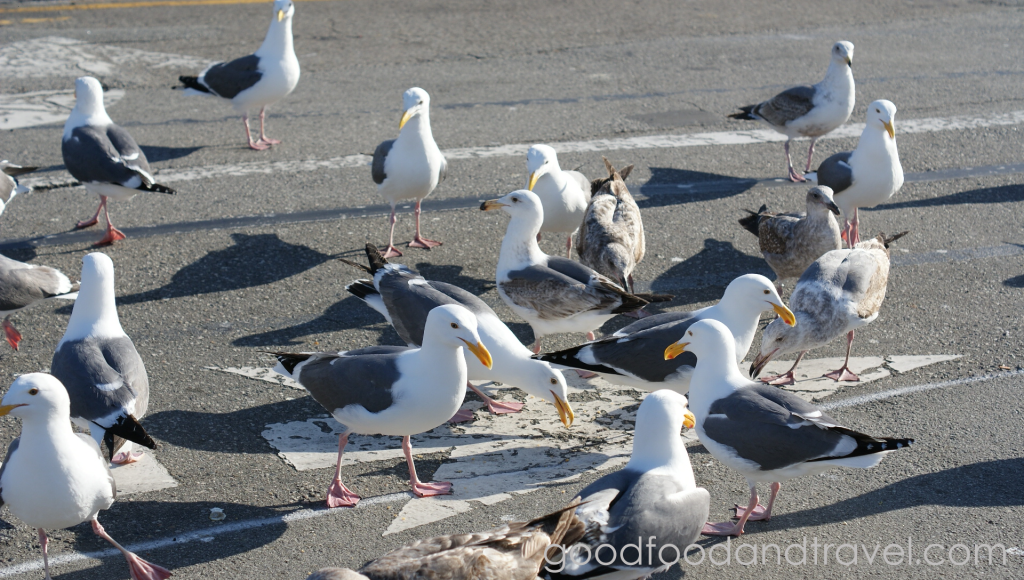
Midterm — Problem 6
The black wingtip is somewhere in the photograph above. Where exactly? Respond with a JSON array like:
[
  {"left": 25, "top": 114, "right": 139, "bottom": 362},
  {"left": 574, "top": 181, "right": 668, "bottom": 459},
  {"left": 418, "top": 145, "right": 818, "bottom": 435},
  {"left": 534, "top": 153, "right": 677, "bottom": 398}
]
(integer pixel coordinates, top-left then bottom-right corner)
[
  {"left": 345, "top": 279, "right": 377, "bottom": 300},
  {"left": 879, "top": 230, "right": 910, "bottom": 248},
  {"left": 265, "top": 351, "right": 312, "bottom": 374},
  {"left": 738, "top": 204, "right": 767, "bottom": 236},
  {"left": 338, "top": 257, "right": 372, "bottom": 274},
  {"left": 364, "top": 243, "right": 389, "bottom": 274},
  {"left": 99, "top": 414, "right": 156, "bottom": 458},
  {"left": 728, "top": 105, "right": 758, "bottom": 120},
  {"left": 611, "top": 290, "right": 649, "bottom": 314},
  {"left": 632, "top": 292, "right": 674, "bottom": 303},
  {"left": 143, "top": 183, "right": 176, "bottom": 195},
  {"left": 532, "top": 344, "right": 621, "bottom": 376},
  {"left": 178, "top": 75, "right": 210, "bottom": 93}
]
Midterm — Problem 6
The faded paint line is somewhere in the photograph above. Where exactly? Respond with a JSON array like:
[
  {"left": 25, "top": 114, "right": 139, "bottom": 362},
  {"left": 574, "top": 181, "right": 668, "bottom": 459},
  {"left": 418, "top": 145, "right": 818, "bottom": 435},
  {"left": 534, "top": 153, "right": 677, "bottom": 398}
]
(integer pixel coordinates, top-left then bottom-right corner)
[
  {"left": 0, "top": 0, "right": 343, "bottom": 15},
  {"left": 819, "top": 369, "right": 1024, "bottom": 411}
]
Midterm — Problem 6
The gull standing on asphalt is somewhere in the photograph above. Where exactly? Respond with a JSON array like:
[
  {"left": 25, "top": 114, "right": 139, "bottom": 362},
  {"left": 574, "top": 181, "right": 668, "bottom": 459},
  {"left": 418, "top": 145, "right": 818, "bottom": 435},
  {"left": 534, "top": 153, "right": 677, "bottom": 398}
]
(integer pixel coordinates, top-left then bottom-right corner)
[{"left": 525, "top": 144, "right": 591, "bottom": 257}]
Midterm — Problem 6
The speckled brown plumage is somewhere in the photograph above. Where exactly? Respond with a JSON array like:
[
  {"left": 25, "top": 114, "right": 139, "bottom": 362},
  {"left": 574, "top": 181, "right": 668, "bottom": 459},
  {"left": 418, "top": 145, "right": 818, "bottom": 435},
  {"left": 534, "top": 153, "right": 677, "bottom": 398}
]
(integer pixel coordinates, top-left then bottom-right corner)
[{"left": 575, "top": 158, "right": 645, "bottom": 292}]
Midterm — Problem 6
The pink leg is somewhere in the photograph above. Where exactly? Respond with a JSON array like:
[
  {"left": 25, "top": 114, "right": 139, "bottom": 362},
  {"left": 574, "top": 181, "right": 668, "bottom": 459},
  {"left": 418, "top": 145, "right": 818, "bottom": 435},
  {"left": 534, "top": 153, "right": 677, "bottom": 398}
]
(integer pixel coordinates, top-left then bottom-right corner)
[
  {"left": 326, "top": 432, "right": 361, "bottom": 507},
  {"left": 735, "top": 481, "right": 781, "bottom": 521},
  {"left": 382, "top": 205, "right": 403, "bottom": 258},
  {"left": 785, "top": 141, "right": 806, "bottom": 182},
  {"left": 804, "top": 138, "right": 818, "bottom": 173},
  {"left": 565, "top": 235, "right": 573, "bottom": 258},
  {"left": 469, "top": 382, "right": 524, "bottom": 414},
  {"left": 256, "top": 106, "right": 281, "bottom": 146},
  {"left": 532, "top": 338, "right": 541, "bottom": 355},
  {"left": 96, "top": 201, "right": 126, "bottom": 246},
  {"left": 536, "top": 233, "right": 542, "bottom": 242},
  {"left": 76, "top": 196, "right": 105, "bottom": 229},
  {"left": 244, "top": 114, "right": 269, "bottom": 150},
  {"left": 703, "top": 483, "right": 758, "bottom": 536},
  {"left": 850, "top": 208, "right": 861, "bottom": 245},
  {"left": 91, "top": 519, "right": 172, "bottom": 580},
  {"left": 408, "top": 200, "right": 442, "bottom": 249},
  {"left": 111, "top": 450, "right": 144, "bottom": 465},
  {"left": 575, "top": 369, "right": 599, "bottom": 379},
  {"left": 586, "top": 331, "right": 596, "bottom": 341},
  {"left": 448, "top": 408, "right": 475, "bottom": 423},
  {"left": 403, "top": 435, "right": 451, "bottom": 497},
  {"left": 824, "top": 330, "right": 860, "bottom": 382},
  {"left": 760, "top": 351, "right": 807, "bottom": 386},
  {"left": 37, "top": 529, "right": 51, "bottom": 580},
  {"left": 3, "top": 316, "right": 22, "bottom": 351}
]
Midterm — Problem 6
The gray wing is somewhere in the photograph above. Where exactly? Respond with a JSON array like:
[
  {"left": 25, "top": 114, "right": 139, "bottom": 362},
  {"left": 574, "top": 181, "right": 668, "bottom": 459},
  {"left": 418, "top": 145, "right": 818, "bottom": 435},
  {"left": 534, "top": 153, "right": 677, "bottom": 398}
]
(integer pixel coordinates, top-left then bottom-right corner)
[
  {"left": 613, "top": 309, "right": 696, "bottom": 336},
  {"left": 294, "top": 350, "right": 404, "bottom": 415},
  {"left": 200, "top": 54, "right": 263, "bottom": 99},
  {"left": 0, "top": 437, "right": 18, "bottom": 508},
  {"left": 500, "top": 265, "right": 617, "bottom": 320},
  {"left": 703, "top": 383, "right": 852, "bottom": 471},
  {"left": 754, "top": 85, "right": 817, "bottom": 127},
  {"left": 428, "top": 282, "right": 495, "bottom": 318},
  {"left": 76, "top": 433, "right": 116, "bottom": 499},
  {"left": 816, "top": 151, "right": 854, "bottom": 194},
  {"left": 50, "top": 336, "right": 149, "bottom": 426},
  {"left": 545, "top": 256, "right": 601, "bottom": 286},
  {"left": 62, "top": 125, "right": 154, "bottom": 188},
  {"left": 0, "top": 262, "right": 69, "bottom": 312},
  {"left": 1, "top": 163, "right": 37, "bottom": 178},
  {"left": 372, "top": 139, "right": 395, "bottom": 185}
]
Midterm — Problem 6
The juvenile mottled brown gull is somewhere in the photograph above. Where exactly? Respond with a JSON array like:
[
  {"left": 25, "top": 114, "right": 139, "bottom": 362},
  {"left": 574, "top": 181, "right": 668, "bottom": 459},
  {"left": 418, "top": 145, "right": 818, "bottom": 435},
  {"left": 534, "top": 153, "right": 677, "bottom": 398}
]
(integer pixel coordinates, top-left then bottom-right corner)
[
  {"left": 750, "top": 231, "right": 908, "bottom": 385},
  {"left": 738, "top": 186, "right": 842, "bottom": 286},
  {"left": 340, "top": 243, "right": 574, "bottom": 424},
  {"left": 526, "top": 144, "right": 591, "bottom": 257},
  {"left": 178, "top": 0, "right": 299, "bottom": 150},
  {"left": 372, "top": 87, "right": 448, "bottom": 258},
  {"left": 0, "top": 374, "right": 172, "bottom": 580},
  {"left": 271, "top": 304, "right": 492, "bottom": 507},
  {"left": 305, "top": 504, "right": 583, "bottom": 580},
  {"left": 535, "top": 274, "right": 794, "bottom": 394},
  {"left": 62, "top": 77, "right": 176, "bottom": 245},
  {"left": 0, "top": 161, "right": 37, "bottom": 222},
  {"left": 806, "top": 100, "right": 904, "bottom": 245},
  {"left": 729, "top": 41, "right": 854, "bottom": 182},
  {"left": 50, "top": 253, "right": 157, "bottom": 465},
  {"left": 0, "top": 253, "right": 77, "bottom": 350},
  {"left": 575, "top": 158, "right": 644, "bottom": 294},
  {"left": 667, "top": 319, "right": 913, "bottom": 536},
  {"left": 482, "top": 190, "right": 647, "bottom": 354}
]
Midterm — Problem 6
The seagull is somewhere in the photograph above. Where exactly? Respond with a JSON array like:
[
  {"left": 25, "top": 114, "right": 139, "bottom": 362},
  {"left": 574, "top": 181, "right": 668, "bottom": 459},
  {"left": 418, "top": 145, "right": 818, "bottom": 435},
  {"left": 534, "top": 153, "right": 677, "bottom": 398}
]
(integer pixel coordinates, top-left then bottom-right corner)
[
  {"left": 750, "top": 231, "right": 908, "bottom": 385},
  {"left": 526, "top": 144, "right": 591, "bottom": 257},
  {"left": 535, "top": 274, "right": 794, "bottom": 393},
  {"left": 575, "top": 158, "right": 645, "bottom": 295},
  {"left": 729, "top": 41, "right": 855, "bottom": 182},
  {"left": 271, "top": 304, "right": 493, "bottom": 507},
  {"left": 340, "top": 243, "right": 574, "bottom": 424},
  {"left": 305, "top": 504, "right": 583, "bottom": 580},
  {"left": 738, "top": 186, "right": 842, "bottom": 286},
  {"left": 806, "top": 100, "right": 904, "bottom": 245},
  {"left": 178, "top": 0, "right": 299, "bottom": 150},
  {"left": 482, "top": 190, "right": 647, "bottom": 354},
  {"left": 0, "top": 253, "right": 77, "bottom": 351},
  {"left": 0, "top": 161, "right": 37, "bottom": 223},
  {"left": 50, "top": 253, "right": 157, "bottom": 465},
  {"left": 666, "top": 319, "right": 913, "bottom": 536},
  {"left": 551, "top": 390, "right": 706, "bottom": 579},
  {"left": 0, "top": 373, "right": 172, "bottom": 580},
  {"left": 372, "top": 87, "right": 448, "bottom": 258},
  {"left": 62, "top": 77, "right": 176, "bottom": 246}
]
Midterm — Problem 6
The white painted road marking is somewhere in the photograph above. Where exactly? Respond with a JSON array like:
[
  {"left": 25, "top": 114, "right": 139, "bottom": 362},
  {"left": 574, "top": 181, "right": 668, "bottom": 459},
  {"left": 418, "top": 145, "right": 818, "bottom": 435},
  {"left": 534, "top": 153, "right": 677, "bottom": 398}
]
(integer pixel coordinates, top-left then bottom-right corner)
[
  {"left": 19, "top": 109, "right": 1024, "bottom": 189},
  {"left": 0, "top": 36, "right": 210, "bottom": 81},
  {"left": 4, "top": 359, "right": 1007, "bottom": 578},
  {"left": 0, "top": 88, "right": 124, "bottom": 131},
  {"left": 110, "top": 453, "right": 178, "bottom": 495}
]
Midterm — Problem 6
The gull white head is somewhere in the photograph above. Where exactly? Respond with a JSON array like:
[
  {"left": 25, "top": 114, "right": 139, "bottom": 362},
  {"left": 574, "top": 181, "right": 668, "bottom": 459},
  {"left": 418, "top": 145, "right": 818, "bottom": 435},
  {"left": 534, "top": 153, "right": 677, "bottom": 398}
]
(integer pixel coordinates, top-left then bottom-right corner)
[
  {"left": 665, "top": 319, "right": 746, "bottom": 379},
  {"left": 831, "top": 41, "right": 854, "bottom": 68},
  {"left": 749, "top": 313, "right": 808, "bottom": 379},
  {"left": 511, "top": 362, "right": 574, "bottom": 428},
  {"left": 65, "top": 77, "right": 113, "bottom": 138},
  {"left": 60, "top": 252, "right": 125, "bottom": 345},
  {"left": 723, "top": 274, "right": 795, "bottom": 322},
  {"left": 626, "top": 390, "right": 697, "bottom": 474},
  {"left": 807, "top": 186, "right": 841, "bottom": 216},
  {"left": 526, "top": 145, "right": 561, "bottom": 190},
  {"left": 399, "top": 87, "right": 431, "bottom": 130},
  {"left": 423, "top": 304, "right": 493, "bottom": 369},
  {"left": 866, "top": 99, "right": 897, "bottom": 140},
  {"left": 272, "top": 0, "right": 294, "bottom": 23},
  {"left": 0, "top": 373, "right": 71, "bottom": 423},
  {"left": 480, "top": 189, "right": 544, "bottom": 233}
]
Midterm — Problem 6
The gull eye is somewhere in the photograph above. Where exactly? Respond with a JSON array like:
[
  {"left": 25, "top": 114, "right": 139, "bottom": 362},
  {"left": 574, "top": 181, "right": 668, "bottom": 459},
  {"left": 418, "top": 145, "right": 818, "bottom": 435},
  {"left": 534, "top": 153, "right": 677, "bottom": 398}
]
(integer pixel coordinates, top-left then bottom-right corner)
[
  {"left": 763, "top": 289, "right": 770, "bottom": 295},
  {"left": 550, "top": 378, "right": 558, "bottom": 385},
  {"left": 512, "top": 197, "right": 519, "bottom": 203},
  {"left": 28, "top": 388, "right": 38, "bottom": 396},
  {"left": 876, "top": 109, "right": 880, "bottom": 113},
  {"left": 450, "top": 323, "right": 459, "bottom": 329},
  {"left": 687, "top": 331, "right": 693, "bottom": 337}
]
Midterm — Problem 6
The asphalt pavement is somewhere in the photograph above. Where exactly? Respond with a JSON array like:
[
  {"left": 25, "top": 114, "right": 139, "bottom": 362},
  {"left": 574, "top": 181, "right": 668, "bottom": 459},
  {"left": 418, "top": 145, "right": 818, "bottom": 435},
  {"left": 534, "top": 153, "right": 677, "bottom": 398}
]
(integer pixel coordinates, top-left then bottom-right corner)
[{"left": 0, "top": 0, "right": 1023, "bottom": 578}]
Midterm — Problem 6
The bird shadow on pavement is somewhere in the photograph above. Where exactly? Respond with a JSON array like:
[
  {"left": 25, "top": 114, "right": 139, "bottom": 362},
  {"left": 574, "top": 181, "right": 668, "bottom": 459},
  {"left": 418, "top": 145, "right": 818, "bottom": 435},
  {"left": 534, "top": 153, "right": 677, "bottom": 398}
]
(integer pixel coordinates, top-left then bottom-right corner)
[
  {"left": 139, "top": 145, "right": 204, "bottom": 164},
  {"left": 649, "top": 238, "right": 772, "bottom": 304},
  {"left": 232, "top": 296, "right": 404, "bottom": 347},
  {"left": 116, "top": 233, "right": 334, "bottom": 305},
  {"left": 1003, "top": 274, "right": 1024, "bottom": 288},
  {"left": 0, "top": 247, "right": 37, "bottom": 263},
  {"left": 637, "top": 167, "right": 758, "bottom": 209},
  {"left": 872, "top": 183, "right": 1024, "bottom": 210}
]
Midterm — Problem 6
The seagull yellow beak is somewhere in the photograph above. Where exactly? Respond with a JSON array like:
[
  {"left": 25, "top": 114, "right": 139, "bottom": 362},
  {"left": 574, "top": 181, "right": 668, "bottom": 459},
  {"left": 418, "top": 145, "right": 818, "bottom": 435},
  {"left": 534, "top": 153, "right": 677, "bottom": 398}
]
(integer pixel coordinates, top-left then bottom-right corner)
[
  {"left": 480, "top": 199, "right": 508, "bottom": 211},
  {"left": 399, "top": 110, "right": 412, "bottom": 130},
  {"left": 771, "top": 302, "right": 797, "bottom": 326},
  {"left": 527, "top": 171, "right": 539, "bottom": 191},
  {"left": 683, "top": 410, "right": 696, "bottom": 430},
  {"left": 277, "top": 9, "right": 285, "bottom": 21},
  {"left": 0, "top": 404, "right": 26, "bottom": 417},
  {"left": 882, "top": 119, "right": 895, "bottom": 140},
  {"left": 664, "top": 341, "right": 689, "bottom": 361},
  {"left": 461, "top": 339, "right": 493, "bottom": 369},
  {"left": 551, "top": 390, "right": 575, "bottom": 428},
  {"left": 845, "top": 56, "right": 852, "bottom": 67}
]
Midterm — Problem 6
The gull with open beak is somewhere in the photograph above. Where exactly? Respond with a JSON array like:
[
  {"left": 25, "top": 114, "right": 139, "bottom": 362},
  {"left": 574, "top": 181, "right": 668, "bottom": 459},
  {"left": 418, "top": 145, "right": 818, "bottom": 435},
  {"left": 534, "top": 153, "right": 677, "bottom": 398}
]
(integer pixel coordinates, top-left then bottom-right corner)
[
  {"left": 271, "top": 304, "right": 493, "bottom": 507},
  {"left": 525, "top": 145, "right": 590, "bottom": 257},
  {"left": 805, "top": 100, "right": 903, "bottom": 245}
]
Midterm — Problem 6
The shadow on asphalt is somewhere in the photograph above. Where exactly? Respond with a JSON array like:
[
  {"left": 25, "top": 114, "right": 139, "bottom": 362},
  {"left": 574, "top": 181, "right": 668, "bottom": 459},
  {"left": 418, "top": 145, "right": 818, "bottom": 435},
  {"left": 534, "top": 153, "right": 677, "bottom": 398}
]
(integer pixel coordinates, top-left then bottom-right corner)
[
  {"left": 1004, "top": 274, "right": 1024, "bottom": 288},
  {"left": 873, "top": 183, "right": 1024, "bottom": 210},
  {"left": 232, "top": 295, "right": 402, "bottom": 347},
  {"left": 139, "top": 145, "right": 204, "bottom": 163},
  {"left": 639, "top": 167, "right": 758, "bottom": 208},
  {"left": 117, "top": 233, "right": 334, "bottom": 305},
  {"left": 650, "top": 238, "right": 771, "bottom": 302}
]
